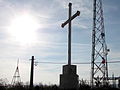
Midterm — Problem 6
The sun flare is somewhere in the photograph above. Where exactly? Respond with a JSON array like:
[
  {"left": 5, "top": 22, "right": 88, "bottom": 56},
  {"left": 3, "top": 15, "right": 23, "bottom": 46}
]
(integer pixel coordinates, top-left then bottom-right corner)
[{"left": 9, "top": 13, "right": 39, "bottom": 45}]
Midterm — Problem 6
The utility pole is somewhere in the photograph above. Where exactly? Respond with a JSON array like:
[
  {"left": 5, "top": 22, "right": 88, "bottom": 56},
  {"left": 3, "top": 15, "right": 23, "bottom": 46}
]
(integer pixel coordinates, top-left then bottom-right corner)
[{"left": 30, "top": 56, "right": 35, "bottom": 88}]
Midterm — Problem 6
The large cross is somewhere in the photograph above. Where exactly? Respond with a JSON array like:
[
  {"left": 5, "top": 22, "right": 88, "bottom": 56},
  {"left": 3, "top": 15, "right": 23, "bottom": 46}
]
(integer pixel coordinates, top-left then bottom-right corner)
[{"left": 61, "top": 3, "right": 80, "bottom": 65}]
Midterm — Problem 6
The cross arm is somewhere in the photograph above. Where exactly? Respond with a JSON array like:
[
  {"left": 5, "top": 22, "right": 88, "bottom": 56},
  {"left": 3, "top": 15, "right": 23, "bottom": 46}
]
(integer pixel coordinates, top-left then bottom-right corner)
[{"left": 61, "top": 11, "right": 80, "bottom": 28}]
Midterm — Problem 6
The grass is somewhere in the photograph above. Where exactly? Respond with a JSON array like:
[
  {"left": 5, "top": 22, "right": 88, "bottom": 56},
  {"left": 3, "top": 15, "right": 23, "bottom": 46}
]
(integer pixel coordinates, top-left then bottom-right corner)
[{"left": 0, "top": 84, "right": 120, "bottom": 90}]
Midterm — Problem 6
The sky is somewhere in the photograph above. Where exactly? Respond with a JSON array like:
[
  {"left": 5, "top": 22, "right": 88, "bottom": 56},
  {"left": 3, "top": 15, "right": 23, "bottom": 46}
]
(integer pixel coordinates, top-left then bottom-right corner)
[{"left": 0, "top": 0, "right": 120, "bottom": 85}]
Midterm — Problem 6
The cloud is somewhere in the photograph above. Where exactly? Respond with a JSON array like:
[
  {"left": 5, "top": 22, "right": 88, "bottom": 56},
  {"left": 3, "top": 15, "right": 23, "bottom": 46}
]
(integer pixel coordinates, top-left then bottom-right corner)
[
  {"left": 108, "top": 51, "right": 120, "bottom": 60},
  {"left": 78, "top": 64, "right": 91, "bottom": 80},
  {"left": 55, "top": 0, "right": 92, "bottom": 18}
]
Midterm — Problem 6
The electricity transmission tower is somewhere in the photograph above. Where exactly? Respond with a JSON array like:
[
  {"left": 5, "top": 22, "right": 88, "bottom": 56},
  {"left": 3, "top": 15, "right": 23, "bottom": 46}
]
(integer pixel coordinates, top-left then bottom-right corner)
[
  {"left": 11, "top": 59, "right": 21, "bottom": 86},
  {"left": 91, "top": 0, "right": 109, "bottom": 87}
]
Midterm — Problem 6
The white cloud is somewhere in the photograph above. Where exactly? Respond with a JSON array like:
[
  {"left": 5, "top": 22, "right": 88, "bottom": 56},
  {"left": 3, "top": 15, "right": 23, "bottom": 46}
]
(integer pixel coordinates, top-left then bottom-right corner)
[
  {"left": 110, "top": 52, "right": 120, "bottom": 60},
  {"left": 55, "top": 0, "right": 92, "bottom": 18}
]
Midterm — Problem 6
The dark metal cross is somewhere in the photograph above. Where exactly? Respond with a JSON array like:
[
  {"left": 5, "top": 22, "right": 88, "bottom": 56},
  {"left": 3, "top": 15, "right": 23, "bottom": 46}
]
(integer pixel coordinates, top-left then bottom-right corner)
[{"left": 61, "top": 3, "right": 80, "bottom": 65}]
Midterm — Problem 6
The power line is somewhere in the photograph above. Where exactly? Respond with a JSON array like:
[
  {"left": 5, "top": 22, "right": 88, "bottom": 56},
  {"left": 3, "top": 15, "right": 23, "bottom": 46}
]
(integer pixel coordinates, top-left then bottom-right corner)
[
  {"left": 36, "top": 60, "right": 120, "bottom": 65},
  {"left": 108, "top": 61, "right": 120, "bottom": 63}
]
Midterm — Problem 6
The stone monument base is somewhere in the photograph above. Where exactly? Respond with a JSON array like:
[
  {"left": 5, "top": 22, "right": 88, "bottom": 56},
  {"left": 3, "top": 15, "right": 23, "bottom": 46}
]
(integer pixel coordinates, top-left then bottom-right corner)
[{"left": 60, "top": 65, "right": 79, "bottom": 89}]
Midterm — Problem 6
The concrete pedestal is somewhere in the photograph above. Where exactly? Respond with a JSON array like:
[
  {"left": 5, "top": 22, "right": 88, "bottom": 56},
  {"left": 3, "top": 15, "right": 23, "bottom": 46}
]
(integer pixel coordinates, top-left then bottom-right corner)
[
  {"left": 60, "top": 65, "right": 79, "bottom": 89},
  {"left": 118, "top": 79, "right": 120, "bottom": 88}
]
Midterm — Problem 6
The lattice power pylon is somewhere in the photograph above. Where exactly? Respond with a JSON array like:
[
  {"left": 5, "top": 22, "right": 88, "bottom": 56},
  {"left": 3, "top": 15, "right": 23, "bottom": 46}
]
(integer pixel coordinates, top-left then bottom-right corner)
[
  {"left": 91, "top": 0, "right": 109, "bottom": 87},
  {"left": 11, "top": 59, "right": 21, "bottom": 86}
]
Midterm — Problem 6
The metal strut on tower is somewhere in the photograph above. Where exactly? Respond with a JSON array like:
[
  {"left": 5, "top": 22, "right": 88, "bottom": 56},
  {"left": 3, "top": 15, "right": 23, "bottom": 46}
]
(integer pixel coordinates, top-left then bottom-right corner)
[
  {"left": 11, "top": 59, "right": 21, "bottom": 86},
  {"left": 91, "top": 0, "right": 109, "bottom": 87}
]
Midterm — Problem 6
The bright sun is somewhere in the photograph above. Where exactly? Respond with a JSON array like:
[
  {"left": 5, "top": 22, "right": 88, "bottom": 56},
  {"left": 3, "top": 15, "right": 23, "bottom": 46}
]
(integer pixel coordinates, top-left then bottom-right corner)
[{"left": 9, "top": 13, "right": 39, "bottom": 45}]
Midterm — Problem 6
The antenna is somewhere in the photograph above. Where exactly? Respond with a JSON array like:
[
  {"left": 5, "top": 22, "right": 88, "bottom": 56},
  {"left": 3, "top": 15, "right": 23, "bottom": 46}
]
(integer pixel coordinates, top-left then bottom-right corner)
[
  {"left": 11, "top": 59, "right": 21, "bottom": 86},
  {"left": 91, "top": 0, "right": 109, "bottom": 87}
]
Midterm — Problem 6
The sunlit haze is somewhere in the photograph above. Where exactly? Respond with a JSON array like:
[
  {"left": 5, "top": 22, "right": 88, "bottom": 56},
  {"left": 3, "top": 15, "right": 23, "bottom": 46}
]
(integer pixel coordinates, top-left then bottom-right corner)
[{"left": 8, "top": 13, "right": 39, "bottom": 45}]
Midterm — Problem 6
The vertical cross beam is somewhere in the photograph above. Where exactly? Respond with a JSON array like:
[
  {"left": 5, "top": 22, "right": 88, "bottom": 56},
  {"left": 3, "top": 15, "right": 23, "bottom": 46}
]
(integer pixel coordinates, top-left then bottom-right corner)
[
  {"left": 61, "top": 3, "right": 80, "bottom": 66},
  {"left": 68, "top": 3, "right": 72, "bottom": 65}
]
